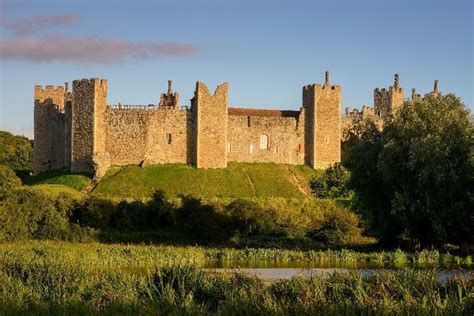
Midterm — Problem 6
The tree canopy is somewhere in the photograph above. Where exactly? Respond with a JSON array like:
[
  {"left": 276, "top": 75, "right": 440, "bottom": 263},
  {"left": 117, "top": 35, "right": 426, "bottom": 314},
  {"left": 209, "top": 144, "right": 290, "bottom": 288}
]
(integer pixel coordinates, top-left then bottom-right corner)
[{"left": 346, "top": 94, "right": 473, "bottom": 247}]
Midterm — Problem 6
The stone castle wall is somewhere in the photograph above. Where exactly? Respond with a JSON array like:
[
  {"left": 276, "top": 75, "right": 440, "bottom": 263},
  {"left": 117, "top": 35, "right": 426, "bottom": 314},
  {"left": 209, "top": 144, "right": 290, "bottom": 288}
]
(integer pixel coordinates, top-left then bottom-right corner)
[
  {"left": 227, "top": 109, "right": 305, "bottom": 164},
  {"left": 105, "top": 108, "right": 192, "bottom": 166},
  {"left": 33, "top": 73, "right": 348, "bottom": 177}
]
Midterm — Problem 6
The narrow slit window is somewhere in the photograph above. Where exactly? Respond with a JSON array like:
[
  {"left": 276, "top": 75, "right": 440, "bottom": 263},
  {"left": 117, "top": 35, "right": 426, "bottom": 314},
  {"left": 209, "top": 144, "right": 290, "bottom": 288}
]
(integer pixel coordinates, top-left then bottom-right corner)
[
  {"left": 325, "top": 136, "right": 329, "bottom": 144},
  {"left": 167, "top": 133, "right": 172, "bottom": 144},
  {"left": 228, "top": 143, "right": 232, "bottom": 153},
  {"left": 247, "top": 116, "right": 251, "bottom": 127},
  {"left": 259, "top": 134, "right": 269, "bottom": 150},
  {"left": 250, "top": 144, "right": 254, "bottom": 154}
]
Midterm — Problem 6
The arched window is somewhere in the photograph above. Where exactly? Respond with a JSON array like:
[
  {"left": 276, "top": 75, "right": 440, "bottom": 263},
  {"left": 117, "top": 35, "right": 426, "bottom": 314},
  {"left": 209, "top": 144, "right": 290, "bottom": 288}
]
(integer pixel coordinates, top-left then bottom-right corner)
[{"left": 259, "top": 134, "right": 269, "bottom": 150}]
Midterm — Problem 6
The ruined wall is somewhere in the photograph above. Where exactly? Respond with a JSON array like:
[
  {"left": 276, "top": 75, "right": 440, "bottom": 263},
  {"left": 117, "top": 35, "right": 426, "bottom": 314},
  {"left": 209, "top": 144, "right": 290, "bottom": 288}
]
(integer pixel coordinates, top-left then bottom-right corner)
[
  {"left": 193, "top": 82, "right": 228, "bottom": 168},
  {"left": 34, "top": 85, "right": 67, "bottom": 174},
  {"left": 227, "top": 108, "right": 304, "bottom": 164},
  {"left": 71, "top": 78, "right": 108, "bottom": 174},
  {"left": 105, "top": 108, "right": 191, "bottom": 166}
]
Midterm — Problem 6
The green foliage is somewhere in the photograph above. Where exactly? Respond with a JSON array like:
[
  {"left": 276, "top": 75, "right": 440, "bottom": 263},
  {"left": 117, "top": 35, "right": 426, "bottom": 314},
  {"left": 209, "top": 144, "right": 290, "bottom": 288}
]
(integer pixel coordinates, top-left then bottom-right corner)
[
  {"left": 0, "top": 164, "right": 22, "bottom": 196},
  {"left": 176, "top": 195, "right": 232, "bottom": 244},
  {"left": 307, "top": 208, "right": 362, "bottom": 246},
  {"left": 0, "top": 131, "right": 33, "bottom": 176},
  {"left": 24, "top": 170, "right": 92, "bottom": 191},
  {"left": 310, "top": 163, "right": 351, "bottom": 198},
  {"left": 346, "top": 95, "right": 474, "bottom": 246},
  {"left": 0, "top": 187, "right": 85, "bottom": 241},
  {"left": 226, "top": 199, "right": 280, "bottom": 239}
]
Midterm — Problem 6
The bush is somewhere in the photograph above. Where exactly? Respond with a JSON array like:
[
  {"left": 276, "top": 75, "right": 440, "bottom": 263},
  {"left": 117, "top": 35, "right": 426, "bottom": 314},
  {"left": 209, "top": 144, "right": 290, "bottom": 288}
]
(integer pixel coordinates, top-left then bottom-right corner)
[
  {"left": 176, "top": 195, "right": 232, "bottom": 244},
  {"left": 310, "top": 163, "right": 350, "bottom": 199},
  {"left": 0, "top": 131, "right": 33, "bottom": 176},
  {"left": 70, "top": 197, "right": 116, "bottom": 230},
  {"left": 226, "top": 199, "right": 280, "bottom": 239},
  {"left": 0, "top": 187, "right": 77, "bottom": 241},
  {"left": 307, "top": 208, "right": 362, "bottom": 246},
  {"left": 0, "top": 165, "right": 22, "bottom": 196}
]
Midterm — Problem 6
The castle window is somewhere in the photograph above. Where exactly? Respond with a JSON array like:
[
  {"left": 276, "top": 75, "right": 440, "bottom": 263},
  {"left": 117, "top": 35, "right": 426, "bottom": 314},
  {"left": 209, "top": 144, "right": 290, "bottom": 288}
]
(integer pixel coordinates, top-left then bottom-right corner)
[
  {"left": 167, "top": 133, "right": 172, "bottom": 144},
  {"left": 259, "top": 134, "right": 269, "bottom": 150},
  {"left": 247, "top": 116, "right": 251, "bottom": 127},
  {"left": 228, "top": 143, "right": 232, "bottom": 153},
  {"left": 250, "top": 144, "right": 254, "bottom": 154},
  {"left": 325, "top": 136, "right": 330, "bottom": 145}
]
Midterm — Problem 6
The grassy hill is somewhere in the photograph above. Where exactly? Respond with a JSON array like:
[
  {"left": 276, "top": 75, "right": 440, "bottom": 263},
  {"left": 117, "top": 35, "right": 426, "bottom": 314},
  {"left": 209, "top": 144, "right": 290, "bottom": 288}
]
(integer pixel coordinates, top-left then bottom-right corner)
[{"left": 25, "top": 163, "right": 321, "bottom": 200}]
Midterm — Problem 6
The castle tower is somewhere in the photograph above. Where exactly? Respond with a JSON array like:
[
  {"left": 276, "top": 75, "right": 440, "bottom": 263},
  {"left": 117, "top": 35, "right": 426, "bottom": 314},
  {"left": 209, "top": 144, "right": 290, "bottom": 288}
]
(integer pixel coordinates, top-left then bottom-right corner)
[
  {"left": 33, "top": 84, "right": 69, "bottom": 174},
  {"left": 374, "top": 73, "right": 405, "bottom": 118},
  {"left": 303, "top": 71, "right": 341, "bottom": 169},
  {"left": 71, "top": 78, "right": 109, "bottom": 176},
  {"left": 425, "top": 80, "right": 440, "bottom": 98},
  {"left": 192, "top": 81, "right": 228, "bottom": 168},
  {"left": 159, "top": 80, "right": 180, "bottom": 109}
]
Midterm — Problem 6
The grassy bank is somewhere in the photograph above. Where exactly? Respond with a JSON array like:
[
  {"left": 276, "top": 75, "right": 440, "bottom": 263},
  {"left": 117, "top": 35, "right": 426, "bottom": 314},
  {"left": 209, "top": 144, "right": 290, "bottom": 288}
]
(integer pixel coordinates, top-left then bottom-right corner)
[
  {"left": 0, "top": 254, "right": 472, "bottom": 314},
  {"left": 26, "top": 163, "right": 321, "bottom": 200},
  {"left": 1, "top": 241, "right": 472, "bottom": 269}
]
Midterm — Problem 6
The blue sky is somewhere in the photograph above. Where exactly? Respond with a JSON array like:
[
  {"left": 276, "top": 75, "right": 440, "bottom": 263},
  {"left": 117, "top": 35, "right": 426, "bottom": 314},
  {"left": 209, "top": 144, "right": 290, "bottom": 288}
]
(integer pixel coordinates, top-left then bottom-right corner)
[{"left": 0, "top": 0, "right": 472, "bottom": 137}]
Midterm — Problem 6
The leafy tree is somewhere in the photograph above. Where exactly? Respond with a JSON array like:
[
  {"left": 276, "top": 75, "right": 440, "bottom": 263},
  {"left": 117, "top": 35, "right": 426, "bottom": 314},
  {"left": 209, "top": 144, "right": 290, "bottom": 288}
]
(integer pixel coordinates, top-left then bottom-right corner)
[
  {"left": 0, "top": 131, "right": 33, "bottom": 176},
  {"left": 307, "top": 208, "right": 362, "bottom": 246},
  {"left": 0, "top": 164, "right": 22, "bottom": 197},
  {"left": 0, "top": 187, "right": 75, "bottom": 241},
  {"left": 310, "top": 163, "right": 351, "bottom": 199},
  {"left": 226, "top": 199, "right": 279, "bottom": 239},
  {"left": 346, "top": 94, "right": 473, "bottom": 246}
]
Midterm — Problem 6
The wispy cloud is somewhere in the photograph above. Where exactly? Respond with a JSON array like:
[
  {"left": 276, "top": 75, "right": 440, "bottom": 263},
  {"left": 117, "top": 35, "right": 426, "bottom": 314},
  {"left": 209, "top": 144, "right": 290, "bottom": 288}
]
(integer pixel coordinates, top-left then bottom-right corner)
[
  {"left": 0, "top": 35, "right": 197, "bottom": 63},
  {"left": 0, "top": 13, "right": 79, "bottom": 36}
]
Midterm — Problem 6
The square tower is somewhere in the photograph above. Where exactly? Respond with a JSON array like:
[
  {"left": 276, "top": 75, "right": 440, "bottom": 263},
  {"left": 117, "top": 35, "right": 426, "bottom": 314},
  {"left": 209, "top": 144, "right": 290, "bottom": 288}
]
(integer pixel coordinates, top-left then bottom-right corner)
[
  {"left": 191, "top": 81, "right": 228, "bottom": 168},
  {"left": 374, "top": 73, "right": 405, "bottom": 118},
  {"left": 303, "top": 71, "right": 342, "bottom": 169},
  {"left": 71, "top": 78, "right": 109, "bottom": 175}
]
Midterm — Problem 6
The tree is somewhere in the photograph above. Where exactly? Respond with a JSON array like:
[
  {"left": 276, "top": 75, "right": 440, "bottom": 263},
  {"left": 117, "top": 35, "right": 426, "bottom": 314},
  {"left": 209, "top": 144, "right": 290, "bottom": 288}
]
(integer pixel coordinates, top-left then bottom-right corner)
[
  {"left": 0, "top": 165, "right": 22, "bottom": 197},
  {"left": 310, "top": 163, "right": 351, "bottom": 199},
  {"left": 0, "top": 131, "right": 33, "bottom": 176},
  {"left": 346, "top": 94, "right": 473, "bottom": 247}
]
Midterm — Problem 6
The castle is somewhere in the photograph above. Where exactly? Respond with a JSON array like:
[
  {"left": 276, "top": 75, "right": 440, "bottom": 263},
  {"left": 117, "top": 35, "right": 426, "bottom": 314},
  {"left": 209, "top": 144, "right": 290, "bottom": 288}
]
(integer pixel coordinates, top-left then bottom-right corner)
[{"left": 33, "top": 72, "right": 439, "bottom": 178}]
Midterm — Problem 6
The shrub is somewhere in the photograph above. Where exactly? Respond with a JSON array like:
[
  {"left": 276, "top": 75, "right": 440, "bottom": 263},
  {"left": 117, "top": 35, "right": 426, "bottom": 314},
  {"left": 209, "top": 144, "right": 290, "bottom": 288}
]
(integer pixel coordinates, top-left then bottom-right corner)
[
  {"left": 176, "top": 195, "right": 231, "bottom": 244},
  {"left": 307, "top": 208, "right": 362, "bottom": 246},
  {"left": 226, "top": 199, "right": 280, "bottom": 238},
  {"left": 0, "top": 164, "right": 22, "bottom": 196},
  {"left": 0, "top": 131, "right": 33, "bottom": 176},
  {"left": 146, "top": 190, "right": 175, "bottom": 228},
  {"left": 0, "top": 187, "right": 76, "bottom": 241},
  {"left": 70, "top": 196, "right": 116, "bottom": 229},
  {"left": 310, "top": 163, "right": 350, "bottom": 199}
]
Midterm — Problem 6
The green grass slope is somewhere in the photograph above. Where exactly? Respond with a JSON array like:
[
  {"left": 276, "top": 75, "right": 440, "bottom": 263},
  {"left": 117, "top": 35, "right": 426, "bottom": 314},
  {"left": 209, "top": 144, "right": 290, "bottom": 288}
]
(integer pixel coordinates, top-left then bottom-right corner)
[
  {"left": 93, "top": 163, "right": 321, "bottom": 200},
  {"left": 30, "top": 184, "right": 86, "bottom": 200},
  {"left": 24, "top": 170, "right": 92, "bottom": 191}
]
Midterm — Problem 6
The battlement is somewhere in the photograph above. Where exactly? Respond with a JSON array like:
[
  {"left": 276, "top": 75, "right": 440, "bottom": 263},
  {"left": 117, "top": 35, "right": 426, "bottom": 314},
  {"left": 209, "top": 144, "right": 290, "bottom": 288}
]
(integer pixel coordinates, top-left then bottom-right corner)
[
  {"left": 303, "top": 72, "right": 341, "bottom": 99},
  {"left": 34, "top": 85, "right": 65, "bottom": 94},
  {"left": 344, "top": 105, "right": 377, "bottom": 119},
  {"left": 72, "top": 78, "right": 108, "bottom": 88}
]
